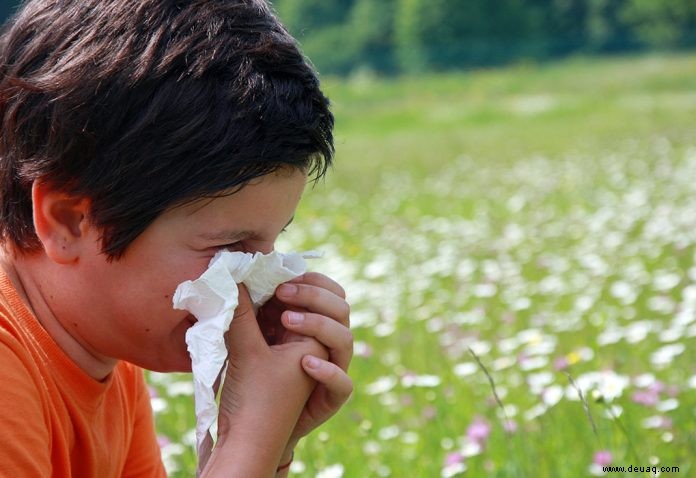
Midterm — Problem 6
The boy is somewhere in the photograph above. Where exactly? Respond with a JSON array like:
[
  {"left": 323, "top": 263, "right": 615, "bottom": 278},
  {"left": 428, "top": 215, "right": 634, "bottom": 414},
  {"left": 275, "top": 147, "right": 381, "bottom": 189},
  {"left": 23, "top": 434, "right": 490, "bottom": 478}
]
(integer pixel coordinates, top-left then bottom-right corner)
[{"left": 0, "top": 0, "right": 353, "bottom": 476}]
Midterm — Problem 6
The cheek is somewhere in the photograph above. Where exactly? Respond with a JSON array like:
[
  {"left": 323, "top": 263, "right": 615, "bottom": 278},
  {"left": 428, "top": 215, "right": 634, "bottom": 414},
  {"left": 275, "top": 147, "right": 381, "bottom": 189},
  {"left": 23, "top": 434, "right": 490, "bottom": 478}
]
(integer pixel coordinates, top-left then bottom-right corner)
[
  {"left": 109, "top": 266, "right": 202, "bottom": 327},
  {"left": 110, "top": 254, "right": 212, "bottom": 321},
  {"left": 157, "top": 257, "right": 212, "bottom": 290},
  {"left": 153, "top": 259, "right": 214, "bottom": 315}
]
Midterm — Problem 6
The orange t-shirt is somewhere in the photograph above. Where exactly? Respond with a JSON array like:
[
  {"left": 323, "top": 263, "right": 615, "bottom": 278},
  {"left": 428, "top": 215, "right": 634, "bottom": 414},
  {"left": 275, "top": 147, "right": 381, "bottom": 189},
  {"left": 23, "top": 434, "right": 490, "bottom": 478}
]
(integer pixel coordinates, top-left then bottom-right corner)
[{"left": 0, "top": 272, "right": 166, "bottom": 477}]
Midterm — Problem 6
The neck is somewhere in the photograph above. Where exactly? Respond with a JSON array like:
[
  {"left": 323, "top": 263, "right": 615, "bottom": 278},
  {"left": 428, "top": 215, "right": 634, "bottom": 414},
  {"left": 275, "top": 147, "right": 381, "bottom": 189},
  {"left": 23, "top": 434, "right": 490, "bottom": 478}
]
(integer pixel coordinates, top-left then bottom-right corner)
[{"left": 0, "top": 251, "right": 116, "bottom": 381}]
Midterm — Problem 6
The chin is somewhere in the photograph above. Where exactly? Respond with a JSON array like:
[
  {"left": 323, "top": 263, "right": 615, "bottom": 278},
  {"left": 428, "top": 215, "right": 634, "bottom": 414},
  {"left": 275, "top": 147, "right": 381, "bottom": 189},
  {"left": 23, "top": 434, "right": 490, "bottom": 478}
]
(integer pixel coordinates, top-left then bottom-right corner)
[
  {"left": 158, "top": 356, "right": 193, "bottom": 373},
  {"left": 169, "top": 361, "right": 194, "bottom": 373},
  {"left": 132, "top": 350, "right": 193, "bottom": 373}
]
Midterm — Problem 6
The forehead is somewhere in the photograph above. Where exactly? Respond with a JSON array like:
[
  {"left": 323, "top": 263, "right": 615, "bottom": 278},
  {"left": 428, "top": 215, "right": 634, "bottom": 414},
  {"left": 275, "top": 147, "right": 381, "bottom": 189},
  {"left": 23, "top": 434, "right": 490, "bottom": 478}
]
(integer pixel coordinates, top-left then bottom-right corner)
[{"left": 156, "top": 169, "right": 308, "bottom": 233}]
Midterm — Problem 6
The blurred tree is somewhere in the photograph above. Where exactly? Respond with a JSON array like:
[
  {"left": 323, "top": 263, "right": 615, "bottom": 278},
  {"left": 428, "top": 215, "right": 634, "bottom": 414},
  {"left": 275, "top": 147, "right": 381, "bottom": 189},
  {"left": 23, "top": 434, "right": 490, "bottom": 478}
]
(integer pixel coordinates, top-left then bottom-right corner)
[
  {"left": 521, "top": 0, "right": 588, "bottom": 56},
  {"left": 393, "top": 0, "right": 429, "bottom": 72},
  {"left": 273, "top": 0, "right": 354, "bottom": 36},
  {"left": 248, "top": 0, "right": 694, "bottom": 73},
  {"left": 293, "top": 24, "right": 360, "bottom": 75},
  {"left": 585, "top": 0, "right": 637, "bottom": 51},
  {"left": 272, "top": 0, "right": 358, "bottom": 75},
  {"left": 622, "top": 0, "right": 696, "bottom": 48},
  {"left": 395, "top": 0, "right": 533, "bottom": 72},
  {"left": 347, "top": 0, "right": 397, "bottom": 73},
  {"left": 2, "top": 0, "right": 693, "bottom": 75}
]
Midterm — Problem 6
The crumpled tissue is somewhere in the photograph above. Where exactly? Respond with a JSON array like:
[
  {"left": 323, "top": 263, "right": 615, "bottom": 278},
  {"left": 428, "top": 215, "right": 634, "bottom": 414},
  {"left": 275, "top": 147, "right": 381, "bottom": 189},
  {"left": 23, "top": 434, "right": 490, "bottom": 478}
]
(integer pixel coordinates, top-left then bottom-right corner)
[{"left": 172, "top": 249, "right": 319, "bottom": 459}]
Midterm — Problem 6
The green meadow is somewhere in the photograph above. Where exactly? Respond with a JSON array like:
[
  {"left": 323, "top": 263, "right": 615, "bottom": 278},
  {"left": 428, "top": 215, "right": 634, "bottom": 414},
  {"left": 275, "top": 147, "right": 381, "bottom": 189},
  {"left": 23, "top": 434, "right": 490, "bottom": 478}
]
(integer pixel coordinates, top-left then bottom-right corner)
[{"left": 148, "top": 54, "right": 696, "bottom": 477}]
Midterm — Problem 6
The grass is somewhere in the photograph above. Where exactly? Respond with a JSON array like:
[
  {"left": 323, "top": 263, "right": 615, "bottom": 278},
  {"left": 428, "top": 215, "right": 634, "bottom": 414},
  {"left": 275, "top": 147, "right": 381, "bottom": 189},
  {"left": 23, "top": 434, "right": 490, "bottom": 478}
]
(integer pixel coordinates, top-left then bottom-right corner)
[{"left": 148, "top": 53, "right": 696, "bottom": 477}]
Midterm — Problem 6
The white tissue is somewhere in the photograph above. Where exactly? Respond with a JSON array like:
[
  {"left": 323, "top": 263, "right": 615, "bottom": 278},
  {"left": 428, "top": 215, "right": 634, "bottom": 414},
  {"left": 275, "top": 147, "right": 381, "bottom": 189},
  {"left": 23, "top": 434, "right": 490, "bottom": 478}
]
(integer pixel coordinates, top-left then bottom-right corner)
[{"left": 172, "top": 249, "right": 320, "bottom": 459}]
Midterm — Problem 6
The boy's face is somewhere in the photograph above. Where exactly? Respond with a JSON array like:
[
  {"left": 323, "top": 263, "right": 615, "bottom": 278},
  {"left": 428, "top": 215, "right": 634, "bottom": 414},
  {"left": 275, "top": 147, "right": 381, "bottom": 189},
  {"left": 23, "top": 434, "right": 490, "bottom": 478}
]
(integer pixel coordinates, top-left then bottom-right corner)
[{"left": 72, "top": 169, "right": 307, "bottom": 372}]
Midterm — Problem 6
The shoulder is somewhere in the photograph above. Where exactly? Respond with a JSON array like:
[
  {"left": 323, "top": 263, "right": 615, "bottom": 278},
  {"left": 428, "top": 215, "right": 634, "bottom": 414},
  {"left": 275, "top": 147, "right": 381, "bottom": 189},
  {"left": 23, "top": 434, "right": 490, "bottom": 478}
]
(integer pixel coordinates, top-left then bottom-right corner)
[
  {"left": 0, "top": 337, "right": 52, "bottom": 474},
  {"left": 0, "top": 321, "right": 51, "bottom": 461},
  {"left": 0, "top": 273, "right": 40, "bottom": 359},
  {"left": 0, "top": 285, "right": 49, "bottom": 394},
  {"left": 0, "top": 306, "right": 48, "bottom": 417},
  {"left": 0, "top": 298, "right": 43, "bottom": 388},
  {"left": 112, "top": 361, "right": 151, "bottom": 408},
  {"left": 115, "top": 360, "right": 147, "bottom": 387}
]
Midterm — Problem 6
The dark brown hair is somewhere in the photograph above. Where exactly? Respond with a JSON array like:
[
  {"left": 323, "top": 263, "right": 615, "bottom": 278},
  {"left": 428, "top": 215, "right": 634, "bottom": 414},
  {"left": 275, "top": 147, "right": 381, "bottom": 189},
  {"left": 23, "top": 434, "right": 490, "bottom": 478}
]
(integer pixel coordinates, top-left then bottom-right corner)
[{"left": 0, "top": 0, "right": 333, "bottom": 258}]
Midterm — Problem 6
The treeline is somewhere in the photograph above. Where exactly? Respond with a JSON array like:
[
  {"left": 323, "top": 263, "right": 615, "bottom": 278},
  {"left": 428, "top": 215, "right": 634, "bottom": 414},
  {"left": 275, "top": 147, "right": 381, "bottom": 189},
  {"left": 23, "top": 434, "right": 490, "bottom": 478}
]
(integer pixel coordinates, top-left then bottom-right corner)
[
  {"left": 271, "top": 0, "right": 696, "bottom": 75},
  {"left": 1, "top": 1, "right": 694, "bottom": 76}
]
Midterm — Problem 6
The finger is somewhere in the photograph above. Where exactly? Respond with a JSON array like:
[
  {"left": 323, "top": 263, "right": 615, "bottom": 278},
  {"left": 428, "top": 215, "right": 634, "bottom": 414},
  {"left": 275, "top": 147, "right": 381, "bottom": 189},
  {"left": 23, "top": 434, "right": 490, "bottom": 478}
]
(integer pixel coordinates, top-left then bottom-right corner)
[
  {"left": 234, "top": 283, "right": 254, "bottom": 319},
  {"left": 301, "top": 356, "right": 353, "bottom": 407},
  {"left": 226, "top": 283, "right": 265, "bottom": 354},
  {"left": 275, "top": 283, "right": 350, "bottom": 327},
  {"left": 290, "top": 272, "right": 346, "bottom": 299},
  {"left": 282, "top": 311, "right": 353, "bottom": 371}
]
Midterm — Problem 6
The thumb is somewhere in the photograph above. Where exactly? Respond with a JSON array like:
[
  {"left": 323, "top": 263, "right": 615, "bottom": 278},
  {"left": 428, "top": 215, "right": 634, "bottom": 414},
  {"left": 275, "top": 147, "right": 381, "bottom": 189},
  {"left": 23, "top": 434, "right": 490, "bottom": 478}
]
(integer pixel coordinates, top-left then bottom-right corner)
[{"left": 226, "top": 283, "right": 264, "bottom": 354}]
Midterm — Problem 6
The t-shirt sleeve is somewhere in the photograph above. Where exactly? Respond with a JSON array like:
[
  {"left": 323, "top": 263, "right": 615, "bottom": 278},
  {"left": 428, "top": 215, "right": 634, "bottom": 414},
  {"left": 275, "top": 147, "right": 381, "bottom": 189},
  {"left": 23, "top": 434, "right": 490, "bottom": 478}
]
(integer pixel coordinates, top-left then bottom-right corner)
[
  {"left": 121, "top": 366, "right": 167, "bottom": 478},
  {"left": 0, "top": 339, "right": 52, "bottom": 477}
]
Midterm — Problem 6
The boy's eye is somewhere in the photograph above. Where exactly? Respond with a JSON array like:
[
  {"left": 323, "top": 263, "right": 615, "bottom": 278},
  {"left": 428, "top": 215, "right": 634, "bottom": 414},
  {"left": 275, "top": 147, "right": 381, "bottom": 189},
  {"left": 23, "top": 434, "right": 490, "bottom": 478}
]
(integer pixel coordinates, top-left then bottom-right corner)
[{"left": 213, "top": 241, "right": 243, "bottom": 252}]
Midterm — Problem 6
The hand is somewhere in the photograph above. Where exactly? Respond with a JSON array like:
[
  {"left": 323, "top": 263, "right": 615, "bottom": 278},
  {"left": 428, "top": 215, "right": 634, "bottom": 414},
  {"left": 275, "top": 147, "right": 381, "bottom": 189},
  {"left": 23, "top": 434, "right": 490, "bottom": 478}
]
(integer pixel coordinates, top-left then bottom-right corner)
[
  {"left": 258, "top": 272, "right": 354, "bottom": 459},
  {"left": 201, "top": 285, "right": 328, "bottom": 477}
]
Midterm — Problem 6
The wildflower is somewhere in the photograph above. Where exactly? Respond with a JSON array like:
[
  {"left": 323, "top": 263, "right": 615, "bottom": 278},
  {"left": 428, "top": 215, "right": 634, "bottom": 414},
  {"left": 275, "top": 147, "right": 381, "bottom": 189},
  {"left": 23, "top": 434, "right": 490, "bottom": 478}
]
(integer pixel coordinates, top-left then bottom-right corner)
[
  {"left": 688, "top": 374, "right": 696, "bottom": 389},
  {"left": 466, "top": 416, "right": 491, "bottom": 446},
  {"left": 441, "top": 452, "right": 467, "bottom": 478},
  {"left": 148, "top": 385, "right": 158, "bottom": 398},
  {"left": 444, "top": 452, "right": 464, "bottom": 467},
  {"left": 554, "top": 348, "right": 592, "bottom": 370},
  {"left": 553, "top": 356, "right": 570, "bottom": 371},
  {"left": 422, "top": 405, "right": 438, "bottom": 421},
  {"left": 502, "top": 419, "right": 518, "bottom": 434},
  {"left": 527, "top": 371, "right": 554, "bottom": 394},
  {"left": 569, "top": 370, "right": 630, "bottom": 402},
  {"left": 316, "top": 464, "right": 344, "bottom": 478},
  {"left": 603, "top": 405, "right": 623, "bottom": 419},
  {"left": 150, "top": 396, "right": 168, "bottom": 414},
  {"left": 453, "top": 362, "right": 478, "bottom": 377},
  {"left": 166, "top": 381, "right": 194, "bottom": 396},
  {"left": 642, "top": 415, "right": 673, "bottom": 429},
  {"left": 518, "top": 354, "right": 549, "bottom": 371},
  {"left": 650, "top": 343, "right": 685, "bottom": 368},
  {"left": 354, "top": 341, "right": 373, "bottom": 358},
  {"left": 156, "top": 435, "right": 170, "bottom": 448},
  {"left": 362, "top": 440, "right": 381, "bottom": 455},
  {"left": 460, "top": 440, "right": 483, "bottom": 458},
  {"left": 631, "top": 389, "right": 659, "bottom": 407},
  {"left": 541, "top": 385, "right": 564, "bottom": 408},
  {"left": 366, "top": 376, "right": 397, "bottom": 395},
  {"left": 523, "top": 404, "right": 548, "bottom": 421},
  {"left": 588, "top": 449, "right": 613, "bottom": 476},
  {"left": 289, "top": 460, "right": 306, "bottom": 473},
  {"left": 593, "top": 450, "right": 612, "bottom": 466},
  {"left": 633, "top": 373, "right": 657, "bottom": 388},
  {"left": 378, "top": 425, "right": 400, "bottom": 440},
  {"left": 402, "top": 373, "right": 442, "bottom": 388},
  {"left": 655, "top": 398, "right": 679, "bottom": 412}
]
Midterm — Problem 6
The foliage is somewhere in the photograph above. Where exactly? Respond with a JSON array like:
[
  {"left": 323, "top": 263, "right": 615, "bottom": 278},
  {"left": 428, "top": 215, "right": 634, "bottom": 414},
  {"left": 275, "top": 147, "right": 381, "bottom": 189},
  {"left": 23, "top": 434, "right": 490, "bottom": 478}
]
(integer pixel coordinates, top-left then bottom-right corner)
[
  {"left": 622, "top": 0, "right": 696, "bottom": 48},
  {"left": 269, "top": 0, "right": 695, "bottom": 75},
  {"left": 1, "top": 0, "right": 694, "bottom": 74}
]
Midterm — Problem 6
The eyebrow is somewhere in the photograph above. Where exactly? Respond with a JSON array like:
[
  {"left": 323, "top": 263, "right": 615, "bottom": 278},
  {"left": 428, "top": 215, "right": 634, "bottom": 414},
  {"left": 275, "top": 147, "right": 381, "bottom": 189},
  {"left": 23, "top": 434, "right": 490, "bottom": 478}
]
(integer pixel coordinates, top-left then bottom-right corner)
[{"left": 197, "top": 216, "right": 295, "bottom": 242}]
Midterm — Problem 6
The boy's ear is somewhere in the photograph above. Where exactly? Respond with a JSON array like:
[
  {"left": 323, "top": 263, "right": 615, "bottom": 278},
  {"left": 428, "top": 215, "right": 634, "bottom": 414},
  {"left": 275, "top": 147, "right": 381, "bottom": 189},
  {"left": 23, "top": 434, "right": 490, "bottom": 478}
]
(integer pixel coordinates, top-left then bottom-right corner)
[{"left": 31, "top": 181, "right": 92, "bottom": 264}]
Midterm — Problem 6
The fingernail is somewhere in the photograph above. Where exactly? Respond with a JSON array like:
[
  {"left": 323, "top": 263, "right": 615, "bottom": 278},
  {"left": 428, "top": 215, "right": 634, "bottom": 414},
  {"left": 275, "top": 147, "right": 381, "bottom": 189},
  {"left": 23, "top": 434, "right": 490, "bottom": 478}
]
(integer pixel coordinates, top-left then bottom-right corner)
[
  {"left": 278, "top": 283, "right": 298, "bottom": 297},
  {"left": 287, "top": 311, "right": 304, "bottom": 325},
  {"left": 304, "top": 356, "right": 321, "bottom": 369}
]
